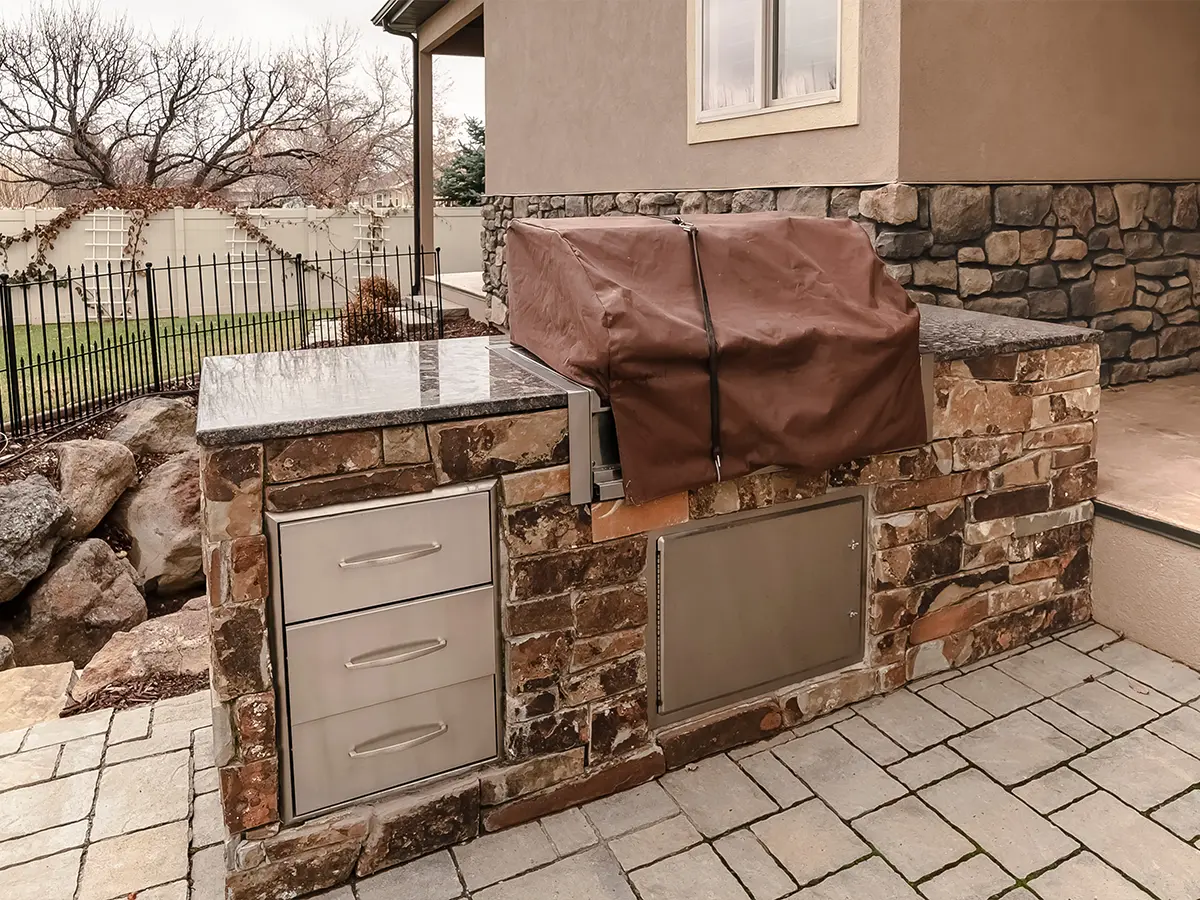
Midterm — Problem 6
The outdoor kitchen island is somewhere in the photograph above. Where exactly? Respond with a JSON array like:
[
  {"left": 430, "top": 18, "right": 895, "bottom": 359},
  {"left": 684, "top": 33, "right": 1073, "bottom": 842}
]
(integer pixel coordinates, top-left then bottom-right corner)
[{"left": 195, "top": 305, "right": 1101, "bottom": 900}]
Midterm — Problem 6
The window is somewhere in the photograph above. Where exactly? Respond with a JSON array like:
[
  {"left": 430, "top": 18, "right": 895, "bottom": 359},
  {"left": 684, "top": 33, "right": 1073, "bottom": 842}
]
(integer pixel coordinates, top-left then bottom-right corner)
[{"left": 689, "top": 0, "right": 859, "bottom": 142}]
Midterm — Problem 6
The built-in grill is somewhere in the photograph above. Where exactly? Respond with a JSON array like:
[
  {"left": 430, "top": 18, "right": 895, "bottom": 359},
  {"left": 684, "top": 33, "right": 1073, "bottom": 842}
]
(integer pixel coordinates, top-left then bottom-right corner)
[{"left": 495, "top": 211, "right": 936, "bottom": 724}]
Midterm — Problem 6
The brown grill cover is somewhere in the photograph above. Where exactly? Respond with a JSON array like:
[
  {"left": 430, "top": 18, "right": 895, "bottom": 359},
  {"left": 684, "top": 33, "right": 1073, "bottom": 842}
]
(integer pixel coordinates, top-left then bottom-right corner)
[{"left": 507, "top": 212, "right": 927, "bottom": 504}]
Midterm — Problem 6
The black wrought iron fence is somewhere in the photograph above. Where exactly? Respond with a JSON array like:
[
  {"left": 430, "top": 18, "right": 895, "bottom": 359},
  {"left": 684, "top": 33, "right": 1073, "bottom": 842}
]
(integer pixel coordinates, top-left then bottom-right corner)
[{"left": 0, "top": 247, "right": 443, "bottom": 439}]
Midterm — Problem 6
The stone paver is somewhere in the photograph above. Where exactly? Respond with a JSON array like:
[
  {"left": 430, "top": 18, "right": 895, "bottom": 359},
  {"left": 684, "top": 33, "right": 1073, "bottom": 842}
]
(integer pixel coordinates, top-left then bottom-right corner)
[
  {"left": 453, "top": 821, "right": 557, "bottom": 889},
  {"left": 949, "top": 710, "right": 1083, "bottom": 785},
  {"left": 609, "top": 815, "right": 702, "bottom": 871},
  {"left": 1100, "top": 671, "right": 1179, "bottom": 714},
  {"left": 713, "top": 830, "right": 796, "bottom": 900},
  {"left": 774, "top": 729, "right": 905, "bottom": 818},
  {"left": 853, "top": 796, "right": 973, "bottom": 880},
  {"left": 918, "top": 854, "right": 1014, "bottom": 900},
  {"left": 1012, "top": 766, "right": 1095, "bottom": 814},
  {"left": 630, "top": 844, "right": 750, "bottom": 900},
  {"left": 91, "top": 748, "right": 191, "bottom": 840},
  {"left": 9, "top": 636, "right": 1200, "bottom": 900},
  {"left": 943, "top": 669, "right": 1040, "bottom": 716},
  {"left": 1028, "top": 698, "right": 1109, "bottom": 748},
  {"left": 109, "top": 704, "right": 153, "bottom": 744},
  {"left": 660, "top": 755, "right": 776, "bottom": 837},
  {"left": 21, "top": 707, "right": 111, "bottom": 750},
  {"left": 1053, "top": 791, "right": 1200, "bottom": 900},
  {"left": 856, "top": 690, "right": 963, "bottom": 752},
  {"left": 583, "top": 782, "right": 679, "bottom": 839},
  {"left": 751, "top": 800, "right": 869, "bottom": 886},
  {"left": 1072, "top": 729, "right": 1200, "bottom": 811},
  {"left": 0, "top": 768, "right": 97, "bottom": 841},
  {"left": 473, "top": 846, "right": 635, "bottom": 900},
  {"left": 1059, "top": 623, "right": 1119, "bottom": 653},
  {"left": 921, "top": 769, "right": 1078, "bottom": 878},
  {"left": 3, "top": 847, "right": 83, "bottom": 900},
  {"left": 1152, "top": 789, "right": 1200, "bottom": 840},
  {"left": 995, "top": 642, "right": 1109, "bottom": 696},
  {"left": 1055, "top": 681, "right": 1157, "bottom": 735},
  {"left": 0, "top": 744, "right": 58, "bottom": 791},
  {"left": 1148, "top": 706, "right": 1200, "bottom": 758},
  {"left": 354, "top": 850, "right": 463, "bottom": 900},
  {"left": 1028, "top": 851, "right": 1152, "bottom": 900},
  {"left": 1093, "top": 640, "right": 1200, "bottom": 702},
  {"left": 737, "top": 748, "right": 813, "bottom": 807},
  {"left": 0, "top": 819, "right": 87, "bottom": 869},
  {"left": 541, "top": 808, "right": 597, "bottom": 856},
  {"left": 78, "top": 820, "right": 190, "bottom": 900},
  {"left": 835, "top": 716, "right": 907, "bottom": 765},
  {"left": 796, "top": 856, "right": 921, "bottom": 900},
  {"left": 887, "top": 745, "right": 967, "bottom": 790},
  {"left": 0, "top": 664, "right": 77, "bottom": 733},
  {"left": 918, "top": 684, "right": 991, "bottom": 727}
]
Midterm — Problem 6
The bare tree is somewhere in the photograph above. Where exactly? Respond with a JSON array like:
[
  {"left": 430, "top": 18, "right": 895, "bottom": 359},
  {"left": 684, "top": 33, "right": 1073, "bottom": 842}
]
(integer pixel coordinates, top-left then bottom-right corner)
[{"left": 0, "top": 2, "right": 453, "bottom": 206}]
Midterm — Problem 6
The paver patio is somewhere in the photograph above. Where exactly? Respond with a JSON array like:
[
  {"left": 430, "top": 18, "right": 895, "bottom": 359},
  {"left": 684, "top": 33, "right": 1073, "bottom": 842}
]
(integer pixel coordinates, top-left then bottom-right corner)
[{"left": 6, "top": 623, "right": 1200, "bottom": 899}]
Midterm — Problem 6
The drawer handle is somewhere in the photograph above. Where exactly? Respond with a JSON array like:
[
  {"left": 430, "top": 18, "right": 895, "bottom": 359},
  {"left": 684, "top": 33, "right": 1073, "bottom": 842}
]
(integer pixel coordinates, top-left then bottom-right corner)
[
  {"left": 338, "top": 542, "right": 442, "bottom": 570},
  {"left": 344, "top": 638, "right": 448, "bottom": 670},
  {"left": 348, "top": 722, "right": 448, "bottom": 759}
]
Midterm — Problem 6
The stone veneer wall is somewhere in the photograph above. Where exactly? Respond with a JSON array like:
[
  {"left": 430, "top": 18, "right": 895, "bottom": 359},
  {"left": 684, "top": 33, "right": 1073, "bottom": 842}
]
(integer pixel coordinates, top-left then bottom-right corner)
[
  {"left": 198, "top": 340, "right": 1100, "bottom": 899},
  {"left": 481, "top": 184, "right": 1200, "bottom": 385}
]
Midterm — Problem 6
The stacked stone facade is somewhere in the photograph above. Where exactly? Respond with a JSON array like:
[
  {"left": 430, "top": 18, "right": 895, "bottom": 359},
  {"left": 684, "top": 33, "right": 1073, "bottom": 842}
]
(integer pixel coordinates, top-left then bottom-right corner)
[
  {"left": 198, "top": 339, "right": 1100, "bottom": 899},
  {"left": 481, "top": 184, "right": 1200, "bottom": 385}
]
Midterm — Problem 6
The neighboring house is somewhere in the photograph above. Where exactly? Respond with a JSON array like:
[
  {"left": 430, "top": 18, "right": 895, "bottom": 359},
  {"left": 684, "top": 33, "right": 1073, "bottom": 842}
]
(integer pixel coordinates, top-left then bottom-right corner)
[
  {"left": 353, "top": 179, "right": 414, "bottom": 211},
  {"left": 376, "top": 0, "right": 1200, "bottom": 382}
]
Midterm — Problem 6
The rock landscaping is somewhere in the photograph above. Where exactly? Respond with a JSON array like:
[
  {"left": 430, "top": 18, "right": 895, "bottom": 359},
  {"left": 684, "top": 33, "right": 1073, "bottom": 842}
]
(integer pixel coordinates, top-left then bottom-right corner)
[{"left": 0, "top": 395, "right": 208, "bottom": 729}]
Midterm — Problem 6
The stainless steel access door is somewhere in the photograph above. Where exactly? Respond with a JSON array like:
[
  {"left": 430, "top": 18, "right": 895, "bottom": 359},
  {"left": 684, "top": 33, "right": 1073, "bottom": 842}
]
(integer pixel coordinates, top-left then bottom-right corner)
[{"left": 654, "top": 494, "right": 866, "bottom": 725}]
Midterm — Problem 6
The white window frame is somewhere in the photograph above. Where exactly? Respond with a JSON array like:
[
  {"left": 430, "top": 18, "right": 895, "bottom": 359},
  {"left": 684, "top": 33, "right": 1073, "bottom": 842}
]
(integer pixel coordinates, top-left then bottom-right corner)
[{"left": 687, "top": 0, "right": 860, "bottom": 144}]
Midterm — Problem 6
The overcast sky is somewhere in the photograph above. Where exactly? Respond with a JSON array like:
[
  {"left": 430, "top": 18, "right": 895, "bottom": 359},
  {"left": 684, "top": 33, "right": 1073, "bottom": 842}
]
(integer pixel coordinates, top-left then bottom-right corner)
[{"left": 4, "top": 0, "right": 486, "bottom": 121}]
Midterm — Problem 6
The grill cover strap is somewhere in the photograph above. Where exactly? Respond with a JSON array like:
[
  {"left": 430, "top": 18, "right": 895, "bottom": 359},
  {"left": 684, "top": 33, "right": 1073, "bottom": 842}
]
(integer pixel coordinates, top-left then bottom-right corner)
[{"left": 672, "top": 216, "right": 723, "bottom": 481}]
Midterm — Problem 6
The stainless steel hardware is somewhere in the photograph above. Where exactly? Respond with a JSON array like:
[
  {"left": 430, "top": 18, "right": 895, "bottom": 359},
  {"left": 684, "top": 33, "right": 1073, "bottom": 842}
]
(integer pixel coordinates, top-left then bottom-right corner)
[
  {"left": 339, "top": 542, "right": 442, "bottom": 570},
  {"left": 849, "top": 610, "right": 859, "bottom": 619},
  {"left": 344, "top": 638, "right": 447, "bottom": 670},
  {"left": 348, "top": 722, "right": 448, "bottom": 759},
  {"left": 848, "top": 540, "right": 861, "bottom": 550}
]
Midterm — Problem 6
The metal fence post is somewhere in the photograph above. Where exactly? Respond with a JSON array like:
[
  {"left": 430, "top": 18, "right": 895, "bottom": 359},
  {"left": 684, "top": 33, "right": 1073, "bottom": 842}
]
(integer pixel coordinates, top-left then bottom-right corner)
[
  {"left": 0, "top": 274, "right": 22, "bottom": 436},
  {"left": 293, "top": 254, "right": 308, "bottom": 349},
  {"left": 144, "top": 262, "right": 162, "bottom": 391}
]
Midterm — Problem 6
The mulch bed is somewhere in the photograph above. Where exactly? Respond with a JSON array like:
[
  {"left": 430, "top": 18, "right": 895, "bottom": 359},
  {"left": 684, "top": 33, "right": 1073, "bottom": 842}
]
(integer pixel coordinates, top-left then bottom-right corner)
[
  {"left": 61, "top": 672, "right": 211, "bottom": 717},
  {"left": 441, "top": 316, "right": 504, "bottom": 339}
]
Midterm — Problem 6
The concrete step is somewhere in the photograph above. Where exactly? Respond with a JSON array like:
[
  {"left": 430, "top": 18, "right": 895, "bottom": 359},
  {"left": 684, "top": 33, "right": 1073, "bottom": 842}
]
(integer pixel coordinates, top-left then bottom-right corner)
[{"left": 1093, "top": 505, "right": 1200, "bottom": 670}]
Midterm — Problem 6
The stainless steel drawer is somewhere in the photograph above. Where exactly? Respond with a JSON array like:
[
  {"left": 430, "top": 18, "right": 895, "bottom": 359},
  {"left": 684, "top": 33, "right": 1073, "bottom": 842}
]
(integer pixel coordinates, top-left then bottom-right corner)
[
  {"left": 290, "top": 675, "right": 497, "bottom": 816},
  {"left": 284, "top": 586, "right": 497, "bottom": 725},
  {"left": 276, "top": 491, "right": 492, "bottom": 623}
]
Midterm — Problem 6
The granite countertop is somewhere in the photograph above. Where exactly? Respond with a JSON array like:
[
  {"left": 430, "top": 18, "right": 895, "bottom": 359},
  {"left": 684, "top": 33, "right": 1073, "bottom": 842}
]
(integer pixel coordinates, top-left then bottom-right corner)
[
  {"left": 196, "top": 336, "right": 567, "bottom": 446},
  {"left": 918, "top": 304, "right": 1099, "bottom": 361},
  {"left": 197, "top": 307, "right": 1099, "bottom": 447}
]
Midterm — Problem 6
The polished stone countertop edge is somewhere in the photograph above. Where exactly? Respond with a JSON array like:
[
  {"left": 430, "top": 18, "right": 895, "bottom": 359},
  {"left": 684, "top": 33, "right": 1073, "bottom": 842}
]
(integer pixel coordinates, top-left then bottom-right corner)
[
  {"left": 917, "top": 305, "right": 1101, "bottom": 362},
  {"left": 196, "top": 392, "right": 568, "bottom": 448}
]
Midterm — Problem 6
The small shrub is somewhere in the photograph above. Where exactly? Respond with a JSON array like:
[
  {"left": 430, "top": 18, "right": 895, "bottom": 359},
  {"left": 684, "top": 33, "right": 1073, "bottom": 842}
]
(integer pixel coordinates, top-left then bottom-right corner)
[{"left": 344, "top": 276, "right": 401, "bottom": 345}]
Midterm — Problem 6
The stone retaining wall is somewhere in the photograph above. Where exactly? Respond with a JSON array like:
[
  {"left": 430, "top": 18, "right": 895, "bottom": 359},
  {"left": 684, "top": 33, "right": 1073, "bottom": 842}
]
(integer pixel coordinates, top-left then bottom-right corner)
[
  {"left": 481, "top": 184, "right": 1200, "bottom": 385},
  {"left": 198, "top": 339, "right": 1099, "bottom": 899}
]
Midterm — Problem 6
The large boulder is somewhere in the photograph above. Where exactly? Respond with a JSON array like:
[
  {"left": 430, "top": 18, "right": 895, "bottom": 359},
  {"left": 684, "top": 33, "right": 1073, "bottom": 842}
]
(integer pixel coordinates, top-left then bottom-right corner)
[
  {"left": 112, "top": 450, "right": 203, "bottom": 594},
  {"left": 0, "top": 635, "right": 14, "bottom": 671},
  {"left": 1, "top": 539, "right": 147, "bottom": 667},
  {"left": 71, "top": 597, "right": 210, "bottom": 704},
  {"left": 57, "top": 439, "right": 137, "bottom": 539},
  {"left": 0, "top": 476, "right": 72, "bottom": 604},
  {"left": 106, "top": 396, "right": 197, "bottom": 456}
]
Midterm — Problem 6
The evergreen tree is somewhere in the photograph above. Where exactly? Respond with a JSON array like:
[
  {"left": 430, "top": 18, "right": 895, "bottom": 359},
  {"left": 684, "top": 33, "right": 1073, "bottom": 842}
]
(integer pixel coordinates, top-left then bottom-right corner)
[{"left": 435, "top": 117, "right": 485, "bottom": 206}]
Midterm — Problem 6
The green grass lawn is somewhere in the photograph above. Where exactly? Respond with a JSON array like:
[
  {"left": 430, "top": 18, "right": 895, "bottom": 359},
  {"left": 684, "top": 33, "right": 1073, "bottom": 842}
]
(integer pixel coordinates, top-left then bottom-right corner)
[{"left": 1, "top": 311, "right": 331, "bottom": 429}]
